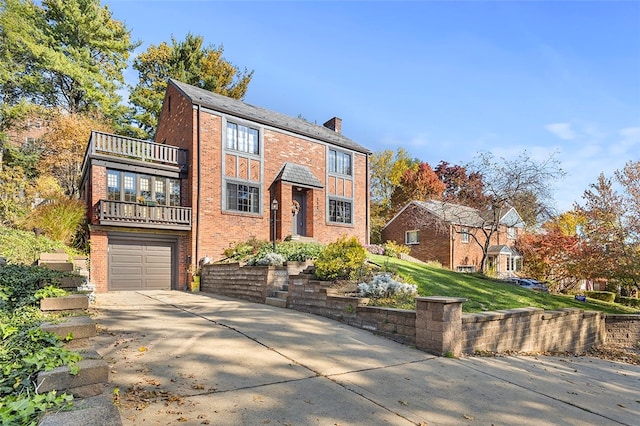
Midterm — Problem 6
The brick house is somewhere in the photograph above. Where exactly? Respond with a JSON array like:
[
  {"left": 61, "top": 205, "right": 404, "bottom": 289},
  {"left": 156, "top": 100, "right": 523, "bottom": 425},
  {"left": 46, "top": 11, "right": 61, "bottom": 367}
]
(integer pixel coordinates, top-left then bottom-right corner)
[
  {"left": 80, "top": 79, "right": 371, "bottom": 292},
  {"left": 381, "top": 200, "right": 524, "bottom": 276}
]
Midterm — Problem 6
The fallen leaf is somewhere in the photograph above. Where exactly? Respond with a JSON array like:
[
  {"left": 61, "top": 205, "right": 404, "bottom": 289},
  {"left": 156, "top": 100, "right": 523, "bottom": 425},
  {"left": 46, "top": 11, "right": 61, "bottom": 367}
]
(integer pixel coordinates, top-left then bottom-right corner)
[
  {"left": 398, "top": 400, "right": 408, "bottom": 406},
  {"left": 463, "top": 414, "right": 474, "bottom": 420}
]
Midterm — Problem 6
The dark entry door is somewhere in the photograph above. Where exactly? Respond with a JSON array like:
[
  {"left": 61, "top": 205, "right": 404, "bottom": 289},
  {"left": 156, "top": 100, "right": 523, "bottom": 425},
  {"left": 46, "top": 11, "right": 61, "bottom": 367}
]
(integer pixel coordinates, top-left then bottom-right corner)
[{"left": 293, "top": 191, "right": 306, "bottom": 236}]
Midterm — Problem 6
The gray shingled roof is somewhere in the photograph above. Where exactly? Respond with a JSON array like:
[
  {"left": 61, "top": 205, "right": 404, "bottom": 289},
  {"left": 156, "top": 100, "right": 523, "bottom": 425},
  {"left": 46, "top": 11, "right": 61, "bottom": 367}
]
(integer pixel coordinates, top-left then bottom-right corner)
[
  {"left": 169, "top": 79, "right": 370, "bottom": 155},
  {"left": 415, "top": 200, "right": 486, "bottom": 227},
  {"left": 275, "top": 163, "right": 323, "bottom": 189}
]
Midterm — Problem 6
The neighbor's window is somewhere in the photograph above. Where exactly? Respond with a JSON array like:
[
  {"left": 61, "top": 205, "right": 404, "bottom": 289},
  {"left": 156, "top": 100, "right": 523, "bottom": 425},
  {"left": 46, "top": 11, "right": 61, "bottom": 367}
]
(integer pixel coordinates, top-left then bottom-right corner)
[
  {"left": 226, "top": 182, "right": 260, "bottom": 213},
  {"left": 461, "top": 228, "right": 470, "bottom": 243},
  {"left": 226, "top": 122, "right": 259, "bottom": 155},
  {"left": 328, "top": 149, "right": 352, "bottom": 175},
  {"left": 507, "top": 227, "right": 516, "bottom": 240},
  {"left": 405, "top": 230, "right": 419, "bottom": 244},
  {"left": 107, "top": 170, "right": 120, "bottom": 200},
  {"left": 328, "top": 199, "right": 352, "bottom": 224}
]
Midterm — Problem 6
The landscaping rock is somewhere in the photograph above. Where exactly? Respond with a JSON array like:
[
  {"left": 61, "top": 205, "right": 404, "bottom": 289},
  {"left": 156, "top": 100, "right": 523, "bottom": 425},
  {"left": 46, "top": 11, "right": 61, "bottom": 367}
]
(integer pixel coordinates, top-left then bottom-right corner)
[{"left": 41, "top": 315, "right": 96, "bottom": 341}]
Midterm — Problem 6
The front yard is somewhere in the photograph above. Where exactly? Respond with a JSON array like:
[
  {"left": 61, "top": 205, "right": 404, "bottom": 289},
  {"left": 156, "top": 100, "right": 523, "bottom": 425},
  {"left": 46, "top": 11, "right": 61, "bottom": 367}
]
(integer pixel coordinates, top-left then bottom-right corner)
[{"left": 368, "top": 254, "right": 638, "bottom": 314}]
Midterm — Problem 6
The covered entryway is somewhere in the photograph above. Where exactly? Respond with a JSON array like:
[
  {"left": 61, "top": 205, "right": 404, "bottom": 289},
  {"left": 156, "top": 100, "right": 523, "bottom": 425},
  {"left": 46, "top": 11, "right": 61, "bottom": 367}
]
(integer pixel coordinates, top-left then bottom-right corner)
[{"left": 108, "top": 235, "right": 177, "bottom": 290}]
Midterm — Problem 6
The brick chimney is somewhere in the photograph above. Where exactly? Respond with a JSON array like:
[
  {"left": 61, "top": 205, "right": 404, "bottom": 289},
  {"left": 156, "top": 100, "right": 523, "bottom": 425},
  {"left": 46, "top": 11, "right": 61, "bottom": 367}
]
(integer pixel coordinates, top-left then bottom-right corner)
[{"left": 323, "top": 117, "right": 342, "bottom": 133}]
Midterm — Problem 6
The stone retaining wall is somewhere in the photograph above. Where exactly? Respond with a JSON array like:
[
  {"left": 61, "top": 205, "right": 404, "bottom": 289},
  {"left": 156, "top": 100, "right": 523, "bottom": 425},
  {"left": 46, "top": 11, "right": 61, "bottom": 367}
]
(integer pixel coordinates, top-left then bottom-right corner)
[
  {"left": 605, "top": 314, "right": 640, "bottom": 348},
  {"left": 200, "top": 263, "right": 288, "bottom": 303},
  {"left": 462, "top": 308, "right": 605, "bottom": 354},
  {"left": 202, "top": 265, "right": 640, "bottom": 356}
]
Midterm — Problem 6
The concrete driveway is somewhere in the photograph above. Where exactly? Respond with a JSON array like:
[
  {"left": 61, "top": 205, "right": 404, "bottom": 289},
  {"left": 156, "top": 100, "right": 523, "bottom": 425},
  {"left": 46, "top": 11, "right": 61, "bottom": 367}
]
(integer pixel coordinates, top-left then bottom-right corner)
[{"left": 91, "top": 291, "right": 640, "bottom": 425}]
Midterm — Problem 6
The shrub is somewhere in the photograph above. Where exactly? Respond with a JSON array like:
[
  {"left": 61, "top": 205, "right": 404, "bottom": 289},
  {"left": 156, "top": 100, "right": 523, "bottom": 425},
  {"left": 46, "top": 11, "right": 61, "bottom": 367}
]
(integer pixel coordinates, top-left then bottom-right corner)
[
  {"left": 357, "top": 273, "right": 418, "bottom": 298},
  {"left": 357, "top": 273, "right": 418, "bottom": 310},
  {"left": 616, "top": 296, "right": 640, "bottom": 308},
  {"left": 223, "top": 237, "right": 270, "bottom": 261},
  {"left": 0, "top": 227, "right": 72, "bottom": 265},
  {"left": 314, "top": 236, "right": 367, "bottom": 281},
  {"left": 254, "top": 252, "right": 285, "bottom": 266},
  {"left": 247, "top": 240, "right": 324, "bottom": 264},
  {"left": 585, "top": 291, "right": 616, "bottom": 303},
  {"left": 21, "top": 198, "right": 86, "bottom": 245},
  {"left": 364, "top": 244, "right": 385, "bottom": 255},
  {"left": 382, "top": 240, "right": 410, "bottom": 258}
]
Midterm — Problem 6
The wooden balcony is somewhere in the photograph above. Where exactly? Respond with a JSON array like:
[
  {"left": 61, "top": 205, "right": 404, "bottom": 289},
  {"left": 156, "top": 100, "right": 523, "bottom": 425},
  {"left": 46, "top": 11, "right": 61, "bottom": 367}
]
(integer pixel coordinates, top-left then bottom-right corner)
[
  {"left": 84, "top": 131, "right": 188, "bottom": 171},
  {"left": 98, "top": 200, "right": 192, "bottom": 230}
]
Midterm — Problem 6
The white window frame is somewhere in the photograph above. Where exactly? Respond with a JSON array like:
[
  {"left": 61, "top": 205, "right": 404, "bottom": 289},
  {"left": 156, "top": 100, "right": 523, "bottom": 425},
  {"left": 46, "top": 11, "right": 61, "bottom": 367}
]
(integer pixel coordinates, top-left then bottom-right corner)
[
  {"left": 507, "top": 227, "right": 516, "bottom": 240},
  {"left": 461, "top": 228, "right": 470, "bottom": 243},
  {"left": 405, "top": 230, "right": 419, "bottom": 245}
]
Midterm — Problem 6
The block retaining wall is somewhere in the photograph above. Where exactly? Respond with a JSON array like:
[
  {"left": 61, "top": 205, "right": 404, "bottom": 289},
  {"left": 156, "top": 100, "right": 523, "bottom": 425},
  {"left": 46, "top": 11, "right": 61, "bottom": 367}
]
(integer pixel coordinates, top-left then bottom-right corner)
[{"left": 201, "top": 264, "right": 640, "bottom": 356}]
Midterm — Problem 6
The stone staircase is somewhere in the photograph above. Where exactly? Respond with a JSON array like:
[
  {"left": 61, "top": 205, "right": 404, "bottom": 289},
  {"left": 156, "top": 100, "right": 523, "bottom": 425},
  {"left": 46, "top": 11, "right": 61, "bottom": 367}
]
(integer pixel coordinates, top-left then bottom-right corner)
[
  {"left": 38, "top": 295, "right": 121, "bottom": 425},
  {"left": 265, "top": 284, "right": 289, "bottom": 308}
]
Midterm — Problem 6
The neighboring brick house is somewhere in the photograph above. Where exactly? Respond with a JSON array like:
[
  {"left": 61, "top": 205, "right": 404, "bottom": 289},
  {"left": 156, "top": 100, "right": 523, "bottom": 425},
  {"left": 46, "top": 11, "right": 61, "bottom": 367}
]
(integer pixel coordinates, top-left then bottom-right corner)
[
  {"left": 80, "top": 79, "right": 370, "bottom": 292},
  {"left": 382, "top": 200, "right": 524, "bottom": 276}
]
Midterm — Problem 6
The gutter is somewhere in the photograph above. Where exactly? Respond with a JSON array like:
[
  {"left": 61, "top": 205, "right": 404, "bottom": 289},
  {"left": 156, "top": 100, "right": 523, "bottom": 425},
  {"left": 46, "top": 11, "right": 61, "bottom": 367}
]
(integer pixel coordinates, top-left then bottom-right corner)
[{"left": 195, "top": 104, "right": 202, "bottom": 268}]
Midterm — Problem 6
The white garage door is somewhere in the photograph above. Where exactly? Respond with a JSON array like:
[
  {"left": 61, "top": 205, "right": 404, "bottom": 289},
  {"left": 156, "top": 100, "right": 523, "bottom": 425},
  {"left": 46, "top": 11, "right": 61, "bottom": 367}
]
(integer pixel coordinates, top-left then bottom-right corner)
[{"left": 108, "top": 238, "right": 174, "bottom": 290}]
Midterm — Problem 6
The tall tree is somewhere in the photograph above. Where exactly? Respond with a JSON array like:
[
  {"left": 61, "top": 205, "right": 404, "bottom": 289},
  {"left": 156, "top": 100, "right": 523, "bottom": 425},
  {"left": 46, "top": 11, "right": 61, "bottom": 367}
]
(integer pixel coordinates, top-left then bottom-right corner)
[
  {"left": 390, "top": 162, "right": 446, "bottom": 212},
  {"left": 0, "top": 0, "right": 137, "bottom": 125},
  {"left": 434, "top": 161, "right": 488, "bottom": 209},
  {"left": 574, "top": 167, "right": 640, "bottom": 291},
  {"left": 38, "top": 112, "right": 111, "bottom": 197},
  {"left": 468, "top": 151, "right": 564, "bottom": 223},
  {"left": 128, "top": 33, "right": 254, "bottom": 139}
]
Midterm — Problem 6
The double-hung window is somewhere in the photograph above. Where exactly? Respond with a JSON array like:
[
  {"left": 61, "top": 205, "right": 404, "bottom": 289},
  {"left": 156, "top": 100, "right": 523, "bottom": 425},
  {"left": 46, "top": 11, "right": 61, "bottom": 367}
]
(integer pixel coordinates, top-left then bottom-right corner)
[
  {"left": 107, "top": 170, "right": 120, "bottom": 201},
  {"left": 405, "top": 230, "right": 419, "bottom": 244},
  {"left": 226, "top": 182, "right": 260, "bottom": 213},
  {"left": 461, "top": 228, "right": 470, "bottom": 243},
  {"left": 328, "top": 199, "right": 352, "bottom": 224},
  {"left": 328, "top": 149, "right": 352, "bottom": 175},
  {"left": 226, "top": 122, "right": 259, "bottom": 155}
]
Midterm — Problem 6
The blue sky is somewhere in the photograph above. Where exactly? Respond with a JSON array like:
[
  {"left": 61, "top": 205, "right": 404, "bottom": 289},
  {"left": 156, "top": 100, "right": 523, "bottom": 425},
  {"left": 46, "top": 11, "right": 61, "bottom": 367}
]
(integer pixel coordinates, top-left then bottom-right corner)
[{"left": 106, "top": 0, "right": 640, "bottom": 213}]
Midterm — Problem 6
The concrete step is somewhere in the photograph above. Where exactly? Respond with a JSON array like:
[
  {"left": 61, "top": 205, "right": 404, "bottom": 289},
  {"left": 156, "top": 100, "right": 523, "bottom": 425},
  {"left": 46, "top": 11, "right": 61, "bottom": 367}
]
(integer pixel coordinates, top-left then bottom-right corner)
[
  {"left": 274, "top": 290, "right": 289, "bottom": 299},
  {"left": 41, "top": 294, "right": 89, "bottom": 313},
  {"left": 41, "top": 315, "right": 96, "bottom": 341},
  {"left": 37, "top": 359, "right": 109, "bottom": 398},
  {"left": 39, "top": 394, "right": 122, "bottom": 426},
  {"left": 265, "top": 297, "right": 287, "bottom": 308}
]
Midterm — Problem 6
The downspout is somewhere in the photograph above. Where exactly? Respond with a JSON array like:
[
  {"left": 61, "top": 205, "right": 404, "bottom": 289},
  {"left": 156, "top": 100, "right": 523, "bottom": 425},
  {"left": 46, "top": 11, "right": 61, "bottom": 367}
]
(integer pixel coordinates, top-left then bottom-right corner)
[
  {"left": 450, "top": 224, "right": 454, "bottom": 270},
  {"left": 365, "top": 153, "right": 370, "bottom": 245},
  {"left": 195, "top": 104, "right": 202, "bottom": 269}
]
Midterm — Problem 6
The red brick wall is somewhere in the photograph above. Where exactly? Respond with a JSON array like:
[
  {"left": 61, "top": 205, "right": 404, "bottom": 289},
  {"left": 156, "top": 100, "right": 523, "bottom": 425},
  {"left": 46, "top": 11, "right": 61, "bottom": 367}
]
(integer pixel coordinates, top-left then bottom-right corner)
[
  {"left": 382, "top": 204, "right": 452, "bottom": 267},
  {"left": 381, "top": 204, "right": 514, "bottom": 271},
  {"left": 156, "top": 83, "right": 369, "bottom": 264},
  {"left": 89, "top": 229, "right": 108, "bottom": 293}
]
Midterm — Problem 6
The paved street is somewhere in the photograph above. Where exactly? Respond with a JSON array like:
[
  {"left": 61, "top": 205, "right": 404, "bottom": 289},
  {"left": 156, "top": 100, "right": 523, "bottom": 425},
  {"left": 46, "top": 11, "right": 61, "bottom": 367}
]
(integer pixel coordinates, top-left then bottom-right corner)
[{"left": 91, "top": 291, "right": 640, "bottom": 425}]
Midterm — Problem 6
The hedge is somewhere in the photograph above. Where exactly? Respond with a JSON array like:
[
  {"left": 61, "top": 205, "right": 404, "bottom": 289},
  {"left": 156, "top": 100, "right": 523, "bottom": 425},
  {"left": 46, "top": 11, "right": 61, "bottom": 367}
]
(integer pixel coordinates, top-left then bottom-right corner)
[{"left": 585, "top": 291, "right": 616, "bottom": 303}]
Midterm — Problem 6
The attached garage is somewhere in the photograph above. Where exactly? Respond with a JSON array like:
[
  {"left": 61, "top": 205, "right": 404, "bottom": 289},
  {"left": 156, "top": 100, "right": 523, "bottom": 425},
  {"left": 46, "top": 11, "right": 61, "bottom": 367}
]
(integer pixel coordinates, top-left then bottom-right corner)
[{"left": 108, "top": 234, "right": 177, "bottom": 291}]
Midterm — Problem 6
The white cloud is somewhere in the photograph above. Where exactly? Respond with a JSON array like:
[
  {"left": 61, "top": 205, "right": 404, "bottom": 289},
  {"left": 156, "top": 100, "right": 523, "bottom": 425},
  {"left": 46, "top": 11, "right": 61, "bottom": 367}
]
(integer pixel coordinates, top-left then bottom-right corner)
[
  {"left": 610, "top": 126, "right": 640, "bottom": 156},
  {"left": 544, "top": 122, "right": 575, "bottom": 140}
]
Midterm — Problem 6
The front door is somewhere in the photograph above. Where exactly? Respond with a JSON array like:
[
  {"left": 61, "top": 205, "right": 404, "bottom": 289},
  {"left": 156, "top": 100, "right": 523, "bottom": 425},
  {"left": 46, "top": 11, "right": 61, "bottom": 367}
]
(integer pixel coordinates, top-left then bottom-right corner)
[{"left": 292, "top": 191, "right": 307, "bottom": 237}]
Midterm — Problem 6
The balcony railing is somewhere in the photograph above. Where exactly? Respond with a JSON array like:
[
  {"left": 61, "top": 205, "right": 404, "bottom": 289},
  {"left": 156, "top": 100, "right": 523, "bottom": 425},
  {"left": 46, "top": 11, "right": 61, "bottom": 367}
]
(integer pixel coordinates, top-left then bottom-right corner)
[
  {"left": 98, "top": 200, "right": 192, "bottom": 230},
  {"left": 86, "top": 131, "right": 187, "bottom": 168}
]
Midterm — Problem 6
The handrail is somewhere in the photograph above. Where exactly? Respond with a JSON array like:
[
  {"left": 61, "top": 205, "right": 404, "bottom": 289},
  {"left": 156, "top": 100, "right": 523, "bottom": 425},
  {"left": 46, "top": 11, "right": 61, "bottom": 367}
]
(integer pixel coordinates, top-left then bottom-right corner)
[
  {"left": 98, "top": 200, "right": 192, "bottom": 227},
  {"left": 87, "top": 131, "right": 187, "bottom": 166}
]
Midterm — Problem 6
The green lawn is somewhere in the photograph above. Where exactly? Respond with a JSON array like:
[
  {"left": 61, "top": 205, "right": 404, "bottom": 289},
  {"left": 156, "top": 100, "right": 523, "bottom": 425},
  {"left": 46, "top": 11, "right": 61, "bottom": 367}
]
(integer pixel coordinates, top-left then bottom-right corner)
[{"left": 368, "top": 254, "right": 637, "bottom": 314}]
